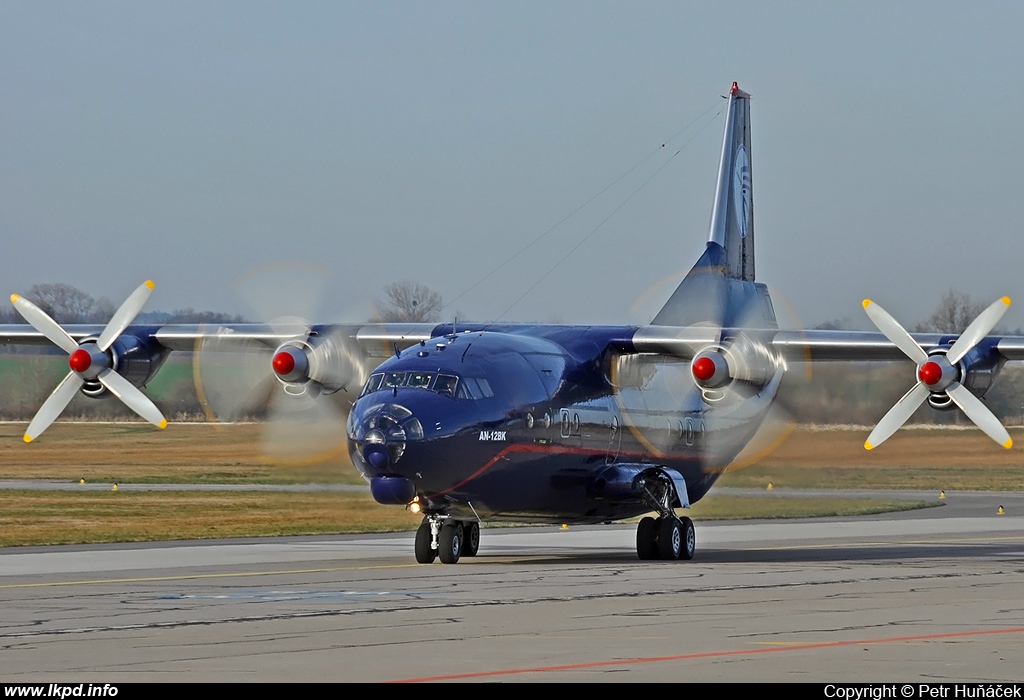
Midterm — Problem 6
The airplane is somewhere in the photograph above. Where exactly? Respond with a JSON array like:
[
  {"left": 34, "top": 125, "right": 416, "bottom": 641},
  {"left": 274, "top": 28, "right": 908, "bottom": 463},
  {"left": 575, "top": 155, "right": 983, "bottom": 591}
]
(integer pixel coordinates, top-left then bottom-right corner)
[{"left": 3, "top": 82, "right": 1023, "bottom": 564}]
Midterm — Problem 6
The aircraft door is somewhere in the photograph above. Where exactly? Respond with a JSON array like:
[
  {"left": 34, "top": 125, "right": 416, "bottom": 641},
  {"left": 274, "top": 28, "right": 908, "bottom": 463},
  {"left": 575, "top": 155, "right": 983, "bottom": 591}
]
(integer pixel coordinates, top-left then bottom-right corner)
[{"left": 606, "top": 414, "right": 622, "bottom": 465}]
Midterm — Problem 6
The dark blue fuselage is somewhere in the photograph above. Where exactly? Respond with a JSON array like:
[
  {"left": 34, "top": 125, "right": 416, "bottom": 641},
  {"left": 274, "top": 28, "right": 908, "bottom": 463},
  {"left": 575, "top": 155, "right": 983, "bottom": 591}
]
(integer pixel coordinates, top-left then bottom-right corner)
[{"left": 347, "top": 324, "right": 775, "bottom": 524}]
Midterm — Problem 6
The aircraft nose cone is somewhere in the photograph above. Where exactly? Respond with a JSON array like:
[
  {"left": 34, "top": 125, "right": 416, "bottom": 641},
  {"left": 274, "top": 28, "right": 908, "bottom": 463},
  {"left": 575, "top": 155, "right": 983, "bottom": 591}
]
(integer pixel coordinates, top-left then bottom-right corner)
[{"left": 349, "top": 403, "right": 423, "bottom": 474}]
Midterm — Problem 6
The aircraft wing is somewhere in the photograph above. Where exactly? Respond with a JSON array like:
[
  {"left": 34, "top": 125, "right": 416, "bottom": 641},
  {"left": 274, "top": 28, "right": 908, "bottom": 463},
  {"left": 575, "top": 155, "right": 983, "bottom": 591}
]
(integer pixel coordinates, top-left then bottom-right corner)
[{"left": 0, "top": 322, "right": 435, "bottom": 353}]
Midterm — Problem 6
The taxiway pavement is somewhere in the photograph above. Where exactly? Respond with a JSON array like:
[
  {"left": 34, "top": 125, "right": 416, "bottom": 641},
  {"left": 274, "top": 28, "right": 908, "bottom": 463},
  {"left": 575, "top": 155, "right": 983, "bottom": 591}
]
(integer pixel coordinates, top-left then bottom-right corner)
[{"left": 1, "top": 490, "right": 1023, "bottom": 682}]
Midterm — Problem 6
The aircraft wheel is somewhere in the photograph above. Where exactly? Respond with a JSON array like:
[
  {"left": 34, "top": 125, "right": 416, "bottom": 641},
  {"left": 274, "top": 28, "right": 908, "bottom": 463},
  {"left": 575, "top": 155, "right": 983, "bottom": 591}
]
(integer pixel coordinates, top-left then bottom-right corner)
[
  {"left": 414, "top": 520, "right": 436, "bottom": 564},
  {"left": 462, "top": 521, "right": 480, "bottom": 557},
  {"left": 657, "top": 517, "right": 683, "bottom": 560},
  {"left": 680, "top": 517, "right": 696, "bottom": 560},
  {"left": 636, "top": 516, "right": 659, "bottom": 560},
  {"left": 438, "top": 521, "right": 464, "bottom": 564}
]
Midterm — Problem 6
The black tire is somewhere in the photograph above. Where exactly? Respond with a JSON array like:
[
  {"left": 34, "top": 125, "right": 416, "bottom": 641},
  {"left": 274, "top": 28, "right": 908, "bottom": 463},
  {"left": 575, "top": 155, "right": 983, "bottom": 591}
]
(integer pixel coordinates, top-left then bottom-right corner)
[
  {"left": 636, "top": 516, "right": 659, "bottom": 560},
  {"left": 680, "top": 517, "right": 696, "bottom": 560},
  {"left": 438, "top": 521, "right": 463, "bottom": 564},
  {"left": 657, "top": 517, "right": 683, "bottom": 560},
  {"left": 414, "top": 520, "right": 436, "bottom": 564},
  {"left": 462, "top": 521, "right": 480, "bottom": 557}
]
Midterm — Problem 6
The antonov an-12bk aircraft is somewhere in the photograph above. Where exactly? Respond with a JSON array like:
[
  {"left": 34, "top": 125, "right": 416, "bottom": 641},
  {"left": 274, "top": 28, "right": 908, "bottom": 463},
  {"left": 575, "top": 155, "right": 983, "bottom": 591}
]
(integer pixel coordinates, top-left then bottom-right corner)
[{"left": 4, "top": 83, "right": 1022, "bottom": 564}]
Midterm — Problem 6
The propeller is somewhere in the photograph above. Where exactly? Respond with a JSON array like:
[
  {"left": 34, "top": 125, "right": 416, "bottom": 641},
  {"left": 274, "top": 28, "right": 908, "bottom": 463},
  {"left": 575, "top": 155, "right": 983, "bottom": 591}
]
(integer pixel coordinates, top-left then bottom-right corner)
[
  {"left": 862, "top": 296, "right": 1012, "bottom": 450},
  {"left": 618, "top": 273, "right": 806, "bottom": 467},
  {"left": 194, "top": 264, "right": 369, "bottom": 465},
  {"left": 10, "top": 281, "right": 167, "bottom": 442}
]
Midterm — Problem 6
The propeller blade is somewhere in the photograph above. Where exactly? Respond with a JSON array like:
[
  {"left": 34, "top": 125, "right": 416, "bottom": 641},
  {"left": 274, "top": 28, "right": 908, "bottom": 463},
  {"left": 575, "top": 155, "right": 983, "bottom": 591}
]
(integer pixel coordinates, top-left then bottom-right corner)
[
  {"left": 97, "top": 281, "right": 155, "bottom": 351},
  {"left": 946, "top": 383, "right": 1012, "bottom": 448},
  {"left": 946, "top": 296, "right": 1012, "bottom": 365},
  {"left": 261, "top": 389, "right": 348, "bottom": 465},
  {"left": 194, "top": 332, "right": 276, "bottom": 421},
  {"left": 10, "top": 294, "right": 79, "bottom": 354},
  {"left": 97, "top": 369, "right": 167, "bottom": 428},
  {"left": 865, "top": 382, "right": 929, "bottom": 450},
  {"left": 862, "top": 299, "right": 928, "bottom": 364},
  {"left": 233, "top": 263, "right": 327, "bottom": 335},
  {"left": 24, "top": 372, "right": 85, "bottom": 442}
]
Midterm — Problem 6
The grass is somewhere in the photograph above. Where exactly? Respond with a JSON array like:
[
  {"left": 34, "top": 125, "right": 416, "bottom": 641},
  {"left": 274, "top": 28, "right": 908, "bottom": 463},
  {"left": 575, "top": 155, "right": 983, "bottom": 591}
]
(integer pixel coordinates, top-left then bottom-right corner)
[
  {"left": 0, "top": 423, "right": 363, "bottom": 485},
  {"left": 0, "top": 490, "right": 422, "bottom": 547},
  {"left": 719, "top": 425, "right": 1024, "bottom": 491}
]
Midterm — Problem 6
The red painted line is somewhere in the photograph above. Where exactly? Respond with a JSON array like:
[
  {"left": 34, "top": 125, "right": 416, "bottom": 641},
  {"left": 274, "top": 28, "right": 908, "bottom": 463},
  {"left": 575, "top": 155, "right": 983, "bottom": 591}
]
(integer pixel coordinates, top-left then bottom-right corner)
[{"left": 388, "top": 625, "right": 1024, "bottom": 683}]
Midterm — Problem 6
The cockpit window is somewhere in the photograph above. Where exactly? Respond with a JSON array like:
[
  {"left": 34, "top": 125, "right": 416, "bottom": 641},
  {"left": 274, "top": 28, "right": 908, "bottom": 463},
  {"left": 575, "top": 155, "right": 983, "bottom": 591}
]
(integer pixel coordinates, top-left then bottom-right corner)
[
  {"left": 360, "top": 371, "right": 490, "bottom": 399},
  {"left": 461, "top": 377, "right": 495, "bottom": 399},
  {"left": 434, "top": 374, "right": 458, "bottom": 397},
  {"left": 361, "top": 373, "right": 384, "bottom": 396},
  {"left": 406, "top": 372, "right": 433, "bottom": 388},
  {"left": 384, "top": 372, "right": 407, "bottom": 388}
]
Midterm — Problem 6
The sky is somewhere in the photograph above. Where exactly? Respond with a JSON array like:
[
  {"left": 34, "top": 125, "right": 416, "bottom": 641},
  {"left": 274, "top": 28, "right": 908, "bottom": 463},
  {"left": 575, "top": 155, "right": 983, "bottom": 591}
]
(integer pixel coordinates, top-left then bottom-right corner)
[{"left": 2, "top": 1, "right": 1023, "bottom": 330}]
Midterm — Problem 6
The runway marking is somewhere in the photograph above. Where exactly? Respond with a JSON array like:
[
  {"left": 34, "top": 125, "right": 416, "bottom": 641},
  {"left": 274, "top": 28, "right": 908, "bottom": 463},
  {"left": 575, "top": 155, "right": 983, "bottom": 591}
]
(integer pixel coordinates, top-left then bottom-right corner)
[{"left": 390, "top": 626, "right": 1024, "bottom": 682}]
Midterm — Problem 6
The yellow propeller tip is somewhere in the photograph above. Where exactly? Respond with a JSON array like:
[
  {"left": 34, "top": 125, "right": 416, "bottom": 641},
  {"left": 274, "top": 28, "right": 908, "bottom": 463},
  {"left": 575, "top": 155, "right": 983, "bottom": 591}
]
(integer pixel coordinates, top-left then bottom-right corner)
[
  {"left": 157, "top": 419, "right": 168, "bottom": 430},
  {"left": 1002, "top": 296, "right": 1011, "bottom": 306},
  {"left": 10, "top": 294, "right": 20, "bottom": 304},
  {"left": 862, "top": 299, "right": 872, "bottom": 309},
  {"left": 145, "top": 280, "right": 155, "bottom": 290},
  {"left": 1004, "top": 438, "right": 1013, "bottom": 449},
  {"left": 864, "top": 441, "right": 874, "bottom": 451},
  {"left": 23, "top": 434, "right": 33, "bottom": 443}
]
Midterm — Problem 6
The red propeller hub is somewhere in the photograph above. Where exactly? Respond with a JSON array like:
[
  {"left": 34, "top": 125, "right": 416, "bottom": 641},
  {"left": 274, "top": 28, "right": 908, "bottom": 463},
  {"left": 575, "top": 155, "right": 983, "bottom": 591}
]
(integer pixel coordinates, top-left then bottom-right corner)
[
  {"left": 692, "top": 356, "right": 717, "bottom": 382},
  {"left": 69, "top": 348, "right": 92, "bottom": 373},
  {"left": 272, "top": 350, "right": 296, "bottom": 376},
  {"left": 918, "top": 361, "right": 943, "bottom": 386}
]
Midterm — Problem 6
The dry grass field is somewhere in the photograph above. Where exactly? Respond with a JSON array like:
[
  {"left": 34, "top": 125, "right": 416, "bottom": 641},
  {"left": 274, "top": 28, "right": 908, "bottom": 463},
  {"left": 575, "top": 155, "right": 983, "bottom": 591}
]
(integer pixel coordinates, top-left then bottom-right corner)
[
  {"left": 723, "top": 424, "right": 1024, "bottom": 491},
  {"left": 0, "top": 421, "right": 1014, "bottom": 546}
]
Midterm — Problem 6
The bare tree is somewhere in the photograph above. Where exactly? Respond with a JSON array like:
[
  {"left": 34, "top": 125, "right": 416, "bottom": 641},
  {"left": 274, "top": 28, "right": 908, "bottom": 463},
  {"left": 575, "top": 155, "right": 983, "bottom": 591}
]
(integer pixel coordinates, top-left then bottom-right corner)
[
  {"left": 914, "top": 289, "right": 986, "bottom": 333},
  {"left": 25, "top": 283, "right": 98, "bottom": 323},
  {"left": 373, "top": 281, "right": 442, "bottom": 323}
]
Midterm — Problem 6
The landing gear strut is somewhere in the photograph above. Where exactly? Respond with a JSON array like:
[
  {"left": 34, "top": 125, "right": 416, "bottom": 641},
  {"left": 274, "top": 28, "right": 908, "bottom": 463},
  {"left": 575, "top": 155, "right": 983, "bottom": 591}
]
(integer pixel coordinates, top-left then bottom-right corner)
[
  {"left": 635, "top": 470, "right": 695, "bottom": 561},
  {"left": 415, "top": 514, "right": 480, "bottom": 564}
]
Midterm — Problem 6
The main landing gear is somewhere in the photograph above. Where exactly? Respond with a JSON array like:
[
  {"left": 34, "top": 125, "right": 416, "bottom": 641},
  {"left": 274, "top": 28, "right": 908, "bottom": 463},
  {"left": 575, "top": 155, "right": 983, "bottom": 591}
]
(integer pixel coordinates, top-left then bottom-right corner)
[
  {"left": 635, "top": 468, "right": 695, "bottom": 561},
  {"left": 415, "top": 514, "right": 480, "bottom": 564},
  {"left": 636, "top": 515, "right": 695, "bottom": 561}
]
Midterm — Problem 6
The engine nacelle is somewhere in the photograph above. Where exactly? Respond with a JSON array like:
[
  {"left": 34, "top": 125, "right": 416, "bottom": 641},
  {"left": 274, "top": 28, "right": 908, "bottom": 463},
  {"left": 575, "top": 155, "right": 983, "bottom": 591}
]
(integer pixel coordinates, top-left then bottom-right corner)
[
  {"left": 691, "top": 334, "right": 776, "bottom": 401},
  {"left": 271, "top": 332, "right": 371, "bottom": 398},
  {"left": 923, "top": 342, "right": 1005, "bottom": 411},
  {"left": 80, "top": 333, "right": 171, "bottom": 398}
]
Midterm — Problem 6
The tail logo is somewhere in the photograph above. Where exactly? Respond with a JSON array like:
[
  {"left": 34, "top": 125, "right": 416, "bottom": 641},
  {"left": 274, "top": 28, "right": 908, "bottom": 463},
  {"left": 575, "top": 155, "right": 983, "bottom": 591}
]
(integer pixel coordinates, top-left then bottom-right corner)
[{"left": 732, "top": 143, "right": 751, "bottom": 238}]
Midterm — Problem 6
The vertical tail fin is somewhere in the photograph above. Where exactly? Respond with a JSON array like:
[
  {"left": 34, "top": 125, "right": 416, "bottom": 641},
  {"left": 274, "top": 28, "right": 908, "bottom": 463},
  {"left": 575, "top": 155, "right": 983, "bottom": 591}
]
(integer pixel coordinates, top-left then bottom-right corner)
[
  {"left": 652, "top": 84, "right": 773, "bottom": 329},
  {"left": 709, "top": 82, "right": 754, "bottom": 281}
]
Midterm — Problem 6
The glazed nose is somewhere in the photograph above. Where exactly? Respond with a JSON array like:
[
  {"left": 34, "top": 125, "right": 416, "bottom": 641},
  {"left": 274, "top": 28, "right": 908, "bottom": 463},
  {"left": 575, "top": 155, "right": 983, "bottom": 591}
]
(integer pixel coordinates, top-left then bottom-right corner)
[{"left": 353, "top": 402, "right": 423, "bottom": 470}]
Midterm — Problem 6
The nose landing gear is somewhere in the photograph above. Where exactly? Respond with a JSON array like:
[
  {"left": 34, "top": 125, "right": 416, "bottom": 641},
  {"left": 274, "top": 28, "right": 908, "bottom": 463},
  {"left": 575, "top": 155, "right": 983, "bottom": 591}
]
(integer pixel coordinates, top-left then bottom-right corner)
[{"left": 414, "top": 514, "right": 480, "bottom": 564}]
